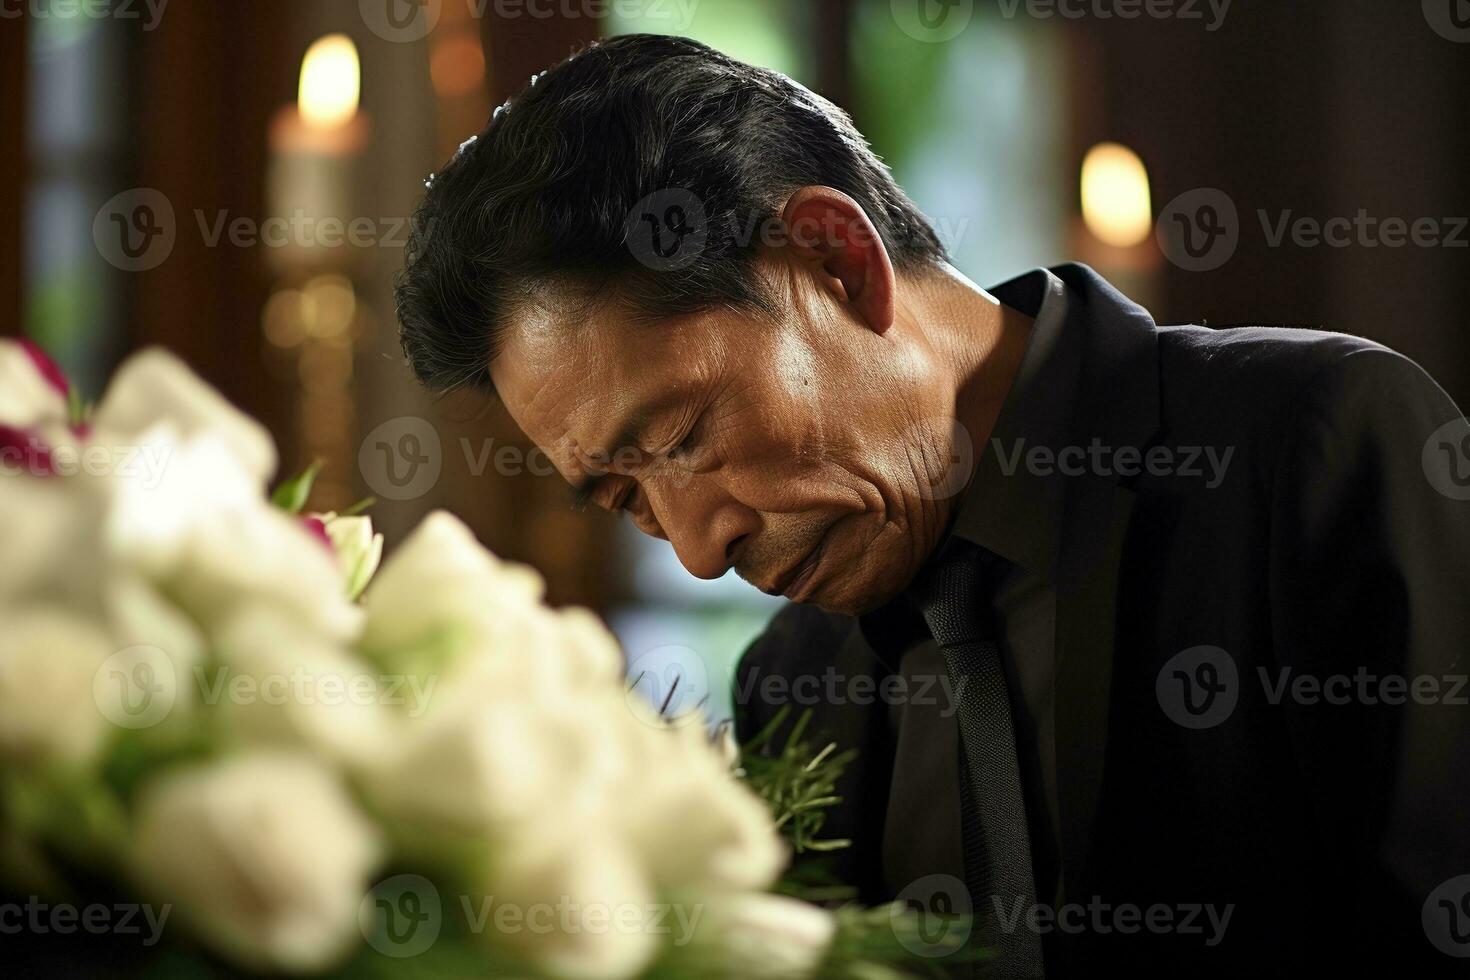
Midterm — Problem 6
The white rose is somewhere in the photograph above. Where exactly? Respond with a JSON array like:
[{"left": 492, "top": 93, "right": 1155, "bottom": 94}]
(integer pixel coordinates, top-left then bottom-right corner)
[
  {"left": 362, "top": 512, "right": 620, "bottom": 706},
  {"left": 362, "top": 510, "right": 545, "bottom": 657},
  {"left": 92, "top": 348, "right": 277, "bottom": 485},
  {"left": 104, "top": 575, "right": 204, "bottom": 694},
  {"left": 0, "top": 338, "right": 69, "bottom": 430},
  {"left": 0, "top": 607, "right": 113, "bottom": 766},
  {"left": 0, "top": 475, "right": 96, "bottom": 606},
  {"left": 712, "top": 720, "right": 742, "bottom": 771},
  {"left": 315, "top": 513, "right": 384, "bottom": 600},
  {"left": 698, "top": 893, "right": 837, "bottom": 979},
  {"left": 366, "top": 684, "right": 625, "bottom": 837},
  {"left": 131, "top": 752, "right": 382, "bottom": 972},
  {"left": 618, "top": 720, "right": 787, "bottom": 894},
  {"left": 212, "top": 604, "right": 393, "bottom": 767},
  {"left": 103, "top": 432, "right": 361, "bottom": 641},
  {"left": 555, "top": 606, "right": 627, "bottom": 690},
  {"left": 485, "top": 831, "right": 659, "bottom": 980}
]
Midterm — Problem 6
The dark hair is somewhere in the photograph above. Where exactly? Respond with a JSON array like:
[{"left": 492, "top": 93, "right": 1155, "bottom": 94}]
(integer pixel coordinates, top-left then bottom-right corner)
[{"left": 396, "top": 33, "right": 947, "bottom": 393}]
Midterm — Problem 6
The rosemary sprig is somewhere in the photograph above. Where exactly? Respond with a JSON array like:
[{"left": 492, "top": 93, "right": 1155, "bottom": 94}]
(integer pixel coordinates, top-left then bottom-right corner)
[{"left": 738, "top": 707, "right": 857, "bottom": 855}]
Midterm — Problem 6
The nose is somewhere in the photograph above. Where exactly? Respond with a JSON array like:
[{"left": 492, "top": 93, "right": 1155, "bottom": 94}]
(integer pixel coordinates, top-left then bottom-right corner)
[{"left": 645, "top": 477, "right": 760, "bottom": 580}]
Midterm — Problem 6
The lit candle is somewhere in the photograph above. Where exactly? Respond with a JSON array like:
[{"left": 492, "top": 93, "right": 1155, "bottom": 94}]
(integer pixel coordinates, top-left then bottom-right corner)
[
  {"left": 1073, "top": 141, "right": 1162, "bottom": 311},
  {"left": 267, "top": 34, "right": 371, "bottom": 274}
]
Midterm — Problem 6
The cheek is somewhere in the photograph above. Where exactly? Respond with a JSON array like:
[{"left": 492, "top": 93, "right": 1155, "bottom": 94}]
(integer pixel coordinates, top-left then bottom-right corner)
[{"left": 713, "top": 396, "right": 877, "bottom": 518}]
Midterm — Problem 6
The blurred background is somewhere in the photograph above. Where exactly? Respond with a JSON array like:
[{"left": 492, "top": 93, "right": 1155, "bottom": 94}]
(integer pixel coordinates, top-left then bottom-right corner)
[{"left": 3, "top": 0, "right": 1467, "bottom": 723}]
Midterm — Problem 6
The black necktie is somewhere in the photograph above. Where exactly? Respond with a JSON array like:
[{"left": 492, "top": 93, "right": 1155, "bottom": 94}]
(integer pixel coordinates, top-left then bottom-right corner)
[{"left": 913, "top": 540, "right": 1045, "bottom": 978}]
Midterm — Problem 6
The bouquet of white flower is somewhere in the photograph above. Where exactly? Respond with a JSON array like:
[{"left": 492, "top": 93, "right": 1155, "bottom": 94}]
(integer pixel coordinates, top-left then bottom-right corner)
[{"left": 0, "top": 341, "right": 968, "bottom": 978}]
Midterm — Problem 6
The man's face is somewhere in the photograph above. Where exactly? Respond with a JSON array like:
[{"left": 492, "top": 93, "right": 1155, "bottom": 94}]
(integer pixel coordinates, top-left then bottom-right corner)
[{"left": 490, "top": 259, "right": 958, "bottom": 615}]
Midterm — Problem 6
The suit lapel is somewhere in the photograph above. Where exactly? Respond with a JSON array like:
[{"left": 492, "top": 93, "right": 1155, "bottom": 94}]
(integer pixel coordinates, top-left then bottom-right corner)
[{"left": 1045, "top": 265, "right": 1161, "bottom": 904}]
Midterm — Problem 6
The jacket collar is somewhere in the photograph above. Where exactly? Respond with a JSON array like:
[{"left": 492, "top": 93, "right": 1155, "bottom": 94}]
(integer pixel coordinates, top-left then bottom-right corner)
[{"left": 950, "top": 266, "right": 1081, "bottom": 581}]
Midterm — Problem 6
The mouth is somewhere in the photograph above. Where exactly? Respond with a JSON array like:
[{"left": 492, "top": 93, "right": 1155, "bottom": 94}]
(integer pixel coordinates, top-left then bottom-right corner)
[{"left": 765, "top": 532, "right": 828, "bottom": 602}]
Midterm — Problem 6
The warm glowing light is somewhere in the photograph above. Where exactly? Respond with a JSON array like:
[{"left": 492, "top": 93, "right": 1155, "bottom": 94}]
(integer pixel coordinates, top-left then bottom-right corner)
[
  {"left": 1080, "top": 142, "right": 1153, "bottom": 248},
  {"left": 298, "top": 34, "right": 360, "bottom": 130},
  {"left": 430, "top": 33, "right": 486, "bottom": 98}
]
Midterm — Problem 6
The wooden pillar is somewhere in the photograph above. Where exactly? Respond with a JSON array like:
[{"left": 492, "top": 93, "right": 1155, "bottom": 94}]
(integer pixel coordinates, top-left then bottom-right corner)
[
  {"left": 125, "top": 1, "right": 299, "bottom": 455},
  {"left": 813, "top": 0, "right": 855, "bottom": 113}
]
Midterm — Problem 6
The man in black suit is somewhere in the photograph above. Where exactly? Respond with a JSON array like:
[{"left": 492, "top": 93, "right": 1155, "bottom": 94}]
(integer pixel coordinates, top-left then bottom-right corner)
[
  {"left": 395, "top": 34, "right": 1470, "bottom": 978},
  {"left": 737, "top": 260, "right": 1470, "bottom": 976}
]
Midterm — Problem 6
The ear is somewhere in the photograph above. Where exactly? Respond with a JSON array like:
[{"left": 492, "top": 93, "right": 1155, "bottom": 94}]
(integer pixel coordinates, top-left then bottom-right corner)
[{"left": 779, "top": 186, "right": 896, "bottom": 335}]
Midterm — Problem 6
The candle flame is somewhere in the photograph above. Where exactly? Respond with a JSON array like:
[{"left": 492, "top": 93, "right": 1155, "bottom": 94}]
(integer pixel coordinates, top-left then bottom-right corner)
[
  {"left": 298, "top": 34, "right": 360, "bottom": 130},
  {"left": 1080, "top": 142, "right": 1153, "bottom": 248}
]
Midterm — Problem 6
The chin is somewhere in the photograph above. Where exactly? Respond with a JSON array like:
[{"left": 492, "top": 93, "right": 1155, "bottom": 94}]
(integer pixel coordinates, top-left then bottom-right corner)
[{"left": 803, "top": 553, "right": 913, "bottom": 617}]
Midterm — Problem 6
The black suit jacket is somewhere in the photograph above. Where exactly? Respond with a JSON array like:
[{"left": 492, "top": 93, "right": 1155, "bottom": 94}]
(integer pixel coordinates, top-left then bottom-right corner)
[{"left": 734, "top": 265, "right": 1470, "bottom": 977}]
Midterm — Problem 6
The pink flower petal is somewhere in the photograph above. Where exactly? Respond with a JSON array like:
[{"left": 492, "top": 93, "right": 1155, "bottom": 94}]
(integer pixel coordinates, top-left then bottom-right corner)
[
  {"left": 0, "top": 425, "right": 56, "bottom": 477},
  {"left": 301, "top": 515, "right": 334, "bottom": 552},
  {"left": 17, "top": 339, "right": 71, "bottom": 399}
]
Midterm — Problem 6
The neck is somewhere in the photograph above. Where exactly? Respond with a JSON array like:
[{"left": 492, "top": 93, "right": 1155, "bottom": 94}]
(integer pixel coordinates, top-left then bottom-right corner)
[{"left": 910, "top": 263, "right": 1034, "bottom": 464}]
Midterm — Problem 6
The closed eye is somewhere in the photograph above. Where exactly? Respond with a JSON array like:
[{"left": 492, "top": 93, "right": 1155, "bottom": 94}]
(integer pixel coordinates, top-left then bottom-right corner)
[{"left": 668, "top": 418, "right": 702, "bottom": 463}]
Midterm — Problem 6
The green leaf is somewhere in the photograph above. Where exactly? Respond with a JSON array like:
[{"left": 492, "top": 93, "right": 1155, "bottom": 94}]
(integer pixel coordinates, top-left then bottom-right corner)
[
  {"left": 270, "top": 459, "right": 323, "bottom": 514},
  {"left": 340, "top": 495, "right": 377, "bottom": 517},
  {"left": 66, "top": 385, "right": 90, "bottom": 429},
  {"left": 738, "top": 707, "right": 857, "bottom": 857}
]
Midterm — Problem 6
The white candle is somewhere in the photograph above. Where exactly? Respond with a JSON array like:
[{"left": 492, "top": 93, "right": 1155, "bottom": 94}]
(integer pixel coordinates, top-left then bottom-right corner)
[{"left": 267, "top": 33, "right": 371, "bottom": 274}]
